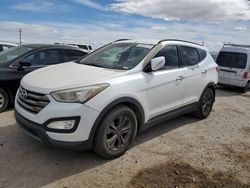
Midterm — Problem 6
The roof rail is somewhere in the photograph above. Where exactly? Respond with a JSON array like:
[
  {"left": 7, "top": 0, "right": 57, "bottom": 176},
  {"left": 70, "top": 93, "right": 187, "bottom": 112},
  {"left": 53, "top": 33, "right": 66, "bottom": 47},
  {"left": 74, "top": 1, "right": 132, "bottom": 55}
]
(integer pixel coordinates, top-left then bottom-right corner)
[
  {"left": 223, "top": 42, "right": 250, "bottom": 48},
  {"left": 158, "top": 39, "right": 202, "bottom": 46},
  {"left": 113, "top": 39, "right": 130, "bottom": 42}
]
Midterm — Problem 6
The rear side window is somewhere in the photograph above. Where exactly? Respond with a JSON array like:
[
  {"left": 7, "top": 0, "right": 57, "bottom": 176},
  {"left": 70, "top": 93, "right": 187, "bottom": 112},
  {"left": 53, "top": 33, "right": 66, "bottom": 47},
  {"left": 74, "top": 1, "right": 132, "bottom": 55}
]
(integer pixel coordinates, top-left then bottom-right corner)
[
  {"left": 197, "top": 48, "right": 207, "bottom": 61},
  {"left": 64, "top": 50, "right": 87, "bottom": 62},
  {"left": 180, "top": 46, "right": 200, "bottom": 66},
  {"left": 22, "top": 49, "right": 61, "bottom": 66},
  {"left": 0, "top": 45, "right": 3, "bottom": 52},
  {"left": 216, "top": 52, "right": 247, "bottom": 69},
  {"left": 154, "top": 46, "right": 179, "bottom": 69}
]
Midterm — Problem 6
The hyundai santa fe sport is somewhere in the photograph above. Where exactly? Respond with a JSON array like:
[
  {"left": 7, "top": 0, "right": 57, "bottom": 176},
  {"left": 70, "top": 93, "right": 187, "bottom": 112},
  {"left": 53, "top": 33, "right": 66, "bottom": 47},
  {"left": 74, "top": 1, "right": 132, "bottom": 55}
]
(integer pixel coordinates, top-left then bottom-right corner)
[{"left": 15, "top": 39, "right": 218, "bottom": 158}]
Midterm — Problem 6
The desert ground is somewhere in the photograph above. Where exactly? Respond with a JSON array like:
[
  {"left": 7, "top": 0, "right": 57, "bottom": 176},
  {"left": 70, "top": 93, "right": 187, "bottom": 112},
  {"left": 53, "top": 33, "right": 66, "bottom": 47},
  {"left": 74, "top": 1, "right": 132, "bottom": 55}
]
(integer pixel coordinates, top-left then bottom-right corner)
[{"left": 0, "top": 88, "right": 250, "bottom": 188}]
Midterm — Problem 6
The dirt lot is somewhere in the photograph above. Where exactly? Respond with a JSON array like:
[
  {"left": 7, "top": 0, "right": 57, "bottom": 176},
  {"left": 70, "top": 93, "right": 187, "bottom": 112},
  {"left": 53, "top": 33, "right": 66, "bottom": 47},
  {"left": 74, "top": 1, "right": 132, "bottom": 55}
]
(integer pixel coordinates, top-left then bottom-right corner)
[{"left": 0, "top": 88, "right": 250, "bottom": 188}]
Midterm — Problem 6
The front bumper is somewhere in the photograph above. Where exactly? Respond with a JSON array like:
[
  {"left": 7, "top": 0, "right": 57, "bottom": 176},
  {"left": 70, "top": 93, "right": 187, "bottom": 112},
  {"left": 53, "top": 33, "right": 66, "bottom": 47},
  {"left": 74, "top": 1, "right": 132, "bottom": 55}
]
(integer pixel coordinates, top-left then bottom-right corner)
[{"left": 15, "top": 110, "right": 93, "bottom": 150}]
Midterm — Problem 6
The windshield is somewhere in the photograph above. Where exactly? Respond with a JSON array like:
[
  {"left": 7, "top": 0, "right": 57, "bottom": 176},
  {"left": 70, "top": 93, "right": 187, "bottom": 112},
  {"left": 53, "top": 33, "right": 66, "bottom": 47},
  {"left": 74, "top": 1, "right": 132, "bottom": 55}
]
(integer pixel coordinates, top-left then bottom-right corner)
[
  {"left": 0, "top": 46, "right": 33, "bottom": 64},
  {"left": 77, "top": 43, "right": 153, "bottom": 70},
  {"left": 216, "top": 52, "right": 247, "bottom": 69}
]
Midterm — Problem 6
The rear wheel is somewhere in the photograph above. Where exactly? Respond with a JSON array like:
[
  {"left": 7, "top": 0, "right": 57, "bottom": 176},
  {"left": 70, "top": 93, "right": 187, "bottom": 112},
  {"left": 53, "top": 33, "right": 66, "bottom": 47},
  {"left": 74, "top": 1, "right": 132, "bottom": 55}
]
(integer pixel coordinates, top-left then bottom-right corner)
[
  {"left": 0, "top": 88, "right": 9, "bottom": 113},
  {"left": 241, "top": 82, "right": 249, "bottom": 93},
  {"left": 193, "top": 87, "right": 214, "bottom": 119},
  {"left": 94, "top": 106, "right": 137, "bottom": 159}
]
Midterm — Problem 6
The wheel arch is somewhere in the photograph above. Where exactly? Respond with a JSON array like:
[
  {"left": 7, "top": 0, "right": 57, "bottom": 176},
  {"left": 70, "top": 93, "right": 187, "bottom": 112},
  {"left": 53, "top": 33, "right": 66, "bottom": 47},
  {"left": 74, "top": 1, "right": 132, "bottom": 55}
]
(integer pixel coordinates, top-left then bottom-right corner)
[
  {"left": 88, "top": 97, "right": 145, "bottom": 147},
  {"left": 200, "top": 82, "right": 216, "bottom": 102},
  {"left": 0, "top": 82, "right": 13, "bottom": 104},
  {"left": 206, "top": 82, "right": 216, "bottom": 98}
]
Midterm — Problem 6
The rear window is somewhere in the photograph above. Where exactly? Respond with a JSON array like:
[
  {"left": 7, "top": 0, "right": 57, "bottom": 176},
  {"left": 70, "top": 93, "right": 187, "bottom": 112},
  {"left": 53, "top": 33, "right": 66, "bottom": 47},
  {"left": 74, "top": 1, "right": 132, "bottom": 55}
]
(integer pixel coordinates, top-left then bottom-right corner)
[{"left": 216, "top": 52, "right": 247, "bottom": 69}]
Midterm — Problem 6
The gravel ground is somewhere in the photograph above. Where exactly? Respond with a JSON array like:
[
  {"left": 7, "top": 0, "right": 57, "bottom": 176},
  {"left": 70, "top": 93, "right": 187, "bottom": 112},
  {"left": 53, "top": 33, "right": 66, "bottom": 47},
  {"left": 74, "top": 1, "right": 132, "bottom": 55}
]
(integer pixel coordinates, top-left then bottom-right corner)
[{"left": 0, "top": 88, "right": 249, "bottom": 188}]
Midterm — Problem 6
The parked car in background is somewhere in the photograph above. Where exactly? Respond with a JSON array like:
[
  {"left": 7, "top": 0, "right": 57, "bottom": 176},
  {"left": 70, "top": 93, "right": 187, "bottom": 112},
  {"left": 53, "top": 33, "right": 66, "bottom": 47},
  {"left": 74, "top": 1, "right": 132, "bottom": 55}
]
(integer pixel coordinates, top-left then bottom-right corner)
[
  {"left": 216, "top": 43, "right": 250, "bottom": 93},
  {"left": 0, "top": 44, "right": 88, "bottom": 112},
  {"left": 0, "top": 42, "right": 18, "bottom": 52},
  {"left": 54, "top": 43, "right": 92, "bottom": 53},
  {"left": 15, "top": 39, "right": 218, "bottom": 158}
]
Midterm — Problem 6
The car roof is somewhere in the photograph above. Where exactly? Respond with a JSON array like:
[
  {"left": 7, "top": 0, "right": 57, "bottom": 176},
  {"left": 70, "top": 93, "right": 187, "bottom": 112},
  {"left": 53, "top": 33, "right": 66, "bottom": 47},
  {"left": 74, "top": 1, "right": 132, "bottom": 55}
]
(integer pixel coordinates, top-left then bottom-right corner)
[
  {"left": 220, "top": 46, "right": 250, "bottom": 54},
  {"left": 21, "top": 44, "right": 85, "bottom": 50},
  {"left": 0, "top": 42, "right": 18, "bottom": 46},
  {"left": 114, "top": 39, "right": 206, "bottom": 50}
]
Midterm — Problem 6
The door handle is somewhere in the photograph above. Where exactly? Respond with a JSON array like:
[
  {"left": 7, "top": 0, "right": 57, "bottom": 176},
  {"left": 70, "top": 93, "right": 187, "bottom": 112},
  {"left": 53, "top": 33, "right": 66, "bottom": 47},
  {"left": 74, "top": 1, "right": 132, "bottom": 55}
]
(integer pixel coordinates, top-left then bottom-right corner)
[
  {"left": 176, "top": 76, "right": 184, "bottom": 81},
  {"left": 202, "top": 70, "right": 207, "bottom": 74}
]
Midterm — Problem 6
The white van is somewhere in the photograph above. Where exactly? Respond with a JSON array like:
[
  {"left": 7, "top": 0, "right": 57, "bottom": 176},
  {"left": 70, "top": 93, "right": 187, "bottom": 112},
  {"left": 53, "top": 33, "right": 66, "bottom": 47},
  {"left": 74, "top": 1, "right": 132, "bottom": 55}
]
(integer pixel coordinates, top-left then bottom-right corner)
[{"left": 216, "top": 43, "right": 250, "bottom": 92}]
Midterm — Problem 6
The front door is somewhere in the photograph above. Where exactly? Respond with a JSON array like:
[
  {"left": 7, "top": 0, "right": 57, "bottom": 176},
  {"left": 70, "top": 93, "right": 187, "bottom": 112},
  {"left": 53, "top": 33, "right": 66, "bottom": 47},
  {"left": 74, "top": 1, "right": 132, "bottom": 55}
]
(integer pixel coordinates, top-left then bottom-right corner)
[
  {"left": 146, "top": 45, "right": 185, "bottom": 120},
  {"left": 14, "top": 49, "right": 62, "bottom": 81}
]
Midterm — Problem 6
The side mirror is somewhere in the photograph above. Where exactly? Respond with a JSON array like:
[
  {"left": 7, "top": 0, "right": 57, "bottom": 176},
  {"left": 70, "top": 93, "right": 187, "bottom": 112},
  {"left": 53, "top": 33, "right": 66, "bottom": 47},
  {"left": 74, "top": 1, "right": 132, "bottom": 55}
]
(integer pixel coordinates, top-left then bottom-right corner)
[
  {"left": 18, "top": 61, "right": 32, "bottom": 68},
  {"left": 144, "top": 56, "right": 165, "bottom": 72}
]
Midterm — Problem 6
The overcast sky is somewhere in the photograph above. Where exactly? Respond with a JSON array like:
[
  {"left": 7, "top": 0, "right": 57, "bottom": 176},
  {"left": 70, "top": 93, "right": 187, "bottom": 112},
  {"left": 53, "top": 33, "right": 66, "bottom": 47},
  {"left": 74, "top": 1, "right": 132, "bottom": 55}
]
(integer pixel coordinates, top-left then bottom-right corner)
[{"left": 1, "top": 0, "right": 250, "bottom": 51}]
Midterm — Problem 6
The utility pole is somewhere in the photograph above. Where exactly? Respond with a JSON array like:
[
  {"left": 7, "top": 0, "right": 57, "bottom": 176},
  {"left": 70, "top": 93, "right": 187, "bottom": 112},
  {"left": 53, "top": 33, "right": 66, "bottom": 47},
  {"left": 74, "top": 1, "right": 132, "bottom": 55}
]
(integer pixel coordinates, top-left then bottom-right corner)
[{"left": 19, "top": 28, "right": 22, "bottom": 44}]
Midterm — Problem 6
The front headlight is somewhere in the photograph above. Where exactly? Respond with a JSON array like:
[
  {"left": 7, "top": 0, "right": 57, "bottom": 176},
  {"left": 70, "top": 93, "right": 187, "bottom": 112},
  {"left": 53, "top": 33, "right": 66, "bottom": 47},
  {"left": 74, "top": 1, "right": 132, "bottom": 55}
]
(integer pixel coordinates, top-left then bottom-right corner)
[{"left": 51, "top": 83, "right": 110, "bottom": 103}]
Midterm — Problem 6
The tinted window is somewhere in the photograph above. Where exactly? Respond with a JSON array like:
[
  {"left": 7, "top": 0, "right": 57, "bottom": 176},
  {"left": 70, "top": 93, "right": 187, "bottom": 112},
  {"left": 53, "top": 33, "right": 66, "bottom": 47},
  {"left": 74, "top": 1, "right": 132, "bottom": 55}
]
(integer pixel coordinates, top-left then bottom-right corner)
[
  {"left": 216, "top": 52, "right": 247, "bottom": 69},
  {"left": 181, "top": 46, "right": 200, "bottom": 66},
  {"left": 22, "top": 49, "right": 61, "bottom": 66},
  {"left": 0, "top": 45, "right": 3, "bottom": 52},
  {"left": 64, "top": 50, "right": 87, "bottom": 62},
  {"left": 197, "top": 48, "right": 207, "bottom": 61},
  {"left": 154, "top": 46, "right": 179, "bottom": 69}
]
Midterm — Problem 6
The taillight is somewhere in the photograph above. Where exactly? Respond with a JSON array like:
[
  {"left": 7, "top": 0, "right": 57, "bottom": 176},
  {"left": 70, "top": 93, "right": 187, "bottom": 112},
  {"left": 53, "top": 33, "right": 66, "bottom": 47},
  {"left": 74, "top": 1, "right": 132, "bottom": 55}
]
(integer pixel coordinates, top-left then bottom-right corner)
[
  {"left": 216, "top": 67, "right": 220, "bottom": 73},
  {"left": 243, "top": 72, "right": 248, "bottom": 79}
]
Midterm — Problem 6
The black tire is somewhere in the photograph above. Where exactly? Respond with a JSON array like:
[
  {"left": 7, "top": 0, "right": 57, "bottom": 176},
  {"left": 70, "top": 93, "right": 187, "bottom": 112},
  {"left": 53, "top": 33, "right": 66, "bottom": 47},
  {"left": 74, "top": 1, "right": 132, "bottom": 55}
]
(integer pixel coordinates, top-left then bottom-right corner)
[
  {"left": 240, "top": 82, "right": 249, "bottom": 93},
  {"left": 193, "top": 87, "right": 215, "bottom": 119},
  {"left": 0, "top": 88, "right": 9, "bottom": 113},
  {"left": 94, "top": 105, "right": 137, "bottom": 159}
]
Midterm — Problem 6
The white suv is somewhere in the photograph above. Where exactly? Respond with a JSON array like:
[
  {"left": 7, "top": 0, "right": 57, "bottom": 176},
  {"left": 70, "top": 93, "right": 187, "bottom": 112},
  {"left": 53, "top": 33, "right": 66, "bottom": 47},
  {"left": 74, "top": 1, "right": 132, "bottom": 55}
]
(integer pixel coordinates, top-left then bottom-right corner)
[{"left": 15, "top": 39, "right": 218, "bottom": 158}]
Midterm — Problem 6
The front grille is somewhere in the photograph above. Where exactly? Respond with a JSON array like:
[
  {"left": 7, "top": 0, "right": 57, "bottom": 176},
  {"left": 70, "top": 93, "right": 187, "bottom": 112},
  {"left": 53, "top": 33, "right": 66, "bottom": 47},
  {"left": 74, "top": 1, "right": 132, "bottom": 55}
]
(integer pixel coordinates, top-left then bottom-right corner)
[{"left": 17, "top": 87, "right": 50, "bottom": 114}]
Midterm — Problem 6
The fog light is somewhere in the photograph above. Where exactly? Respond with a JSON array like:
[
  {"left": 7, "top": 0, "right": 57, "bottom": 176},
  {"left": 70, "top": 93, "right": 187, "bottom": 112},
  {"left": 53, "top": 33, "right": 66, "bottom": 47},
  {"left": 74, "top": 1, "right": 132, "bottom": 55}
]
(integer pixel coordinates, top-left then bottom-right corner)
[{"left": 47, "top": 120, "right": 76, "bottom": 130}]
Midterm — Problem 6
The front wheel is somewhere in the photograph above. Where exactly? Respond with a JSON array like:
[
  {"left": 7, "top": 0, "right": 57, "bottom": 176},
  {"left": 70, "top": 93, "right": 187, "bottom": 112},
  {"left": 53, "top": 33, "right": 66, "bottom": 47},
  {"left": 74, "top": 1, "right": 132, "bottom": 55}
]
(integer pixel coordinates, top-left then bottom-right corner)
[
  {"left": 94, "top": 106, "right": 137, "bottom": 159},
  {"left": 193, "top": 87, "right": 215, "bottom": 119},
  {"left": 0, "top": 88, "right": 9, "bottom": 113}
]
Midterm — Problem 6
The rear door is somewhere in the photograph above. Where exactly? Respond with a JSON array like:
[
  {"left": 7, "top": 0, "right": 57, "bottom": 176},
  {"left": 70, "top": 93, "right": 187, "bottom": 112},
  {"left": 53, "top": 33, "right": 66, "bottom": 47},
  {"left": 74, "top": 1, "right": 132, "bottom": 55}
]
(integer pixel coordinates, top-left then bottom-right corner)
[
  {"left": 179, "top": 46, "right": 206, "bottom": 105},
  {"left": 63, "top": 49, "right": 88, "bottom": 62},
  {"left": 216, "top": 51, "right": 247, "bottom": 81}
]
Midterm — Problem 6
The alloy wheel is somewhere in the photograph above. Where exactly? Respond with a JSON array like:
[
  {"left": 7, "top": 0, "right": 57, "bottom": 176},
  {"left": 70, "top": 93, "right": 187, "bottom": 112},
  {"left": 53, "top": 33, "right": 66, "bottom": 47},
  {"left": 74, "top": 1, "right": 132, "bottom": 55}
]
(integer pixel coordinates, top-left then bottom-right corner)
[
  {"left": 106, "top": 115, "right": 132, "bottom": 151},
  {"left": 201, "top": 90, "right": 213, "bottom": 117},
  {"left": 0, "top": 93, "right": 5, "bottom": 109}
]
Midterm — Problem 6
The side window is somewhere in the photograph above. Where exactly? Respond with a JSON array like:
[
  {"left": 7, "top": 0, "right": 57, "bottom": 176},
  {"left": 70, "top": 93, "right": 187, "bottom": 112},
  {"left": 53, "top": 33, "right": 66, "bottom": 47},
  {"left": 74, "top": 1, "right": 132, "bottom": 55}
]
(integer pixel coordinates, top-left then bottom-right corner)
[
  {"left": 180, "top": 46, "right": 200, "bottom": 66},
  {"left": 0, "top": 45, "right": 3, "bottom": 52},
  {"left": 197, "top": 48, "right": 207, "bottom": 61},
  {"left": 154, "top": 45, "right": 179, "bottom": 70},
  {"left": 64, "top": 50, "right": 87, "bottom": 62},
  {"left": 22, "top": 49, "right": 60, "bottom": 66}
]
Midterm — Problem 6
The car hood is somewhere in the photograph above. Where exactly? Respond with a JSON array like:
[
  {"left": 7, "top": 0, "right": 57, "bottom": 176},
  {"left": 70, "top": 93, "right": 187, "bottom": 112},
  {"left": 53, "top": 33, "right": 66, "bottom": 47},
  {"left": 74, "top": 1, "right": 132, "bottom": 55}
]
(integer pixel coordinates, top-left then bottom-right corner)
[{"left": 21, "top": 62, "right": 128, "bottom": 94}]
